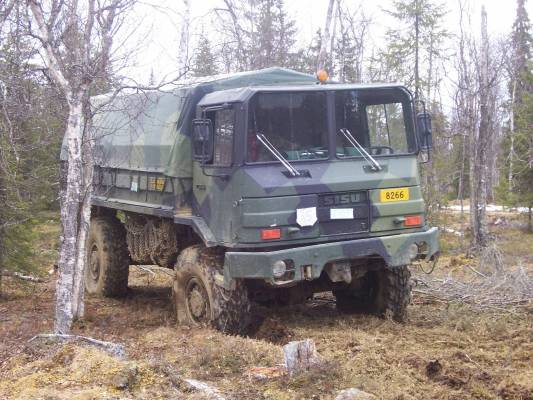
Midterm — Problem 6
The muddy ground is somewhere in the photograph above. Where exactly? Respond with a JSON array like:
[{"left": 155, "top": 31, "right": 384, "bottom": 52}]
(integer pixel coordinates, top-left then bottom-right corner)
[{"left": 0, "top": 212, "right": 532, "bottom": 399}]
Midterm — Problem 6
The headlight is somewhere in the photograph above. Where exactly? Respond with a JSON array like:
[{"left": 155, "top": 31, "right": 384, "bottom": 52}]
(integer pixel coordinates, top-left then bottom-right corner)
[
  {"left": 272, "top": 260, "right": 287, "bottom": 278},
  {"left": 408, "top": 243, "right": 419, "bottom": 261}
]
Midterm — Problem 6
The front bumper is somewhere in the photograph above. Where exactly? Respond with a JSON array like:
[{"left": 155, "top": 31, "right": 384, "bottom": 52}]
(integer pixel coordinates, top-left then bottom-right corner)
[{"left": 223, "top": 227, "right": 439, "bottom": 287}]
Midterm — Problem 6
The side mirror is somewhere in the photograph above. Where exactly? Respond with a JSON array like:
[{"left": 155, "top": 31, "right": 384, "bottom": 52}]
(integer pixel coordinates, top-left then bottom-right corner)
[
  {"left": 192, "top": 119, "right": 213, "bottom": 162},
  {"left": 416, "top": 112, "right": 433, "bottom": 150}
]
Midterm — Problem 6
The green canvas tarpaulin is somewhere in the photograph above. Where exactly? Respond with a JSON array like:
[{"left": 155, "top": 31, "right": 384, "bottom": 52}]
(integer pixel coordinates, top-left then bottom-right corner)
[{"left": 73, "top": 67, "right": 318, "bottom": 178}]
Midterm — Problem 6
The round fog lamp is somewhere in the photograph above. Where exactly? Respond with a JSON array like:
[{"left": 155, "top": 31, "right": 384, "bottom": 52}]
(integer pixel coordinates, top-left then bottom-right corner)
[
  {"left": 408, "top": 243, "right": 419, "bottom": 261},
  {"left": 272, "top": 260, "right": 287, "bottom": 278}
]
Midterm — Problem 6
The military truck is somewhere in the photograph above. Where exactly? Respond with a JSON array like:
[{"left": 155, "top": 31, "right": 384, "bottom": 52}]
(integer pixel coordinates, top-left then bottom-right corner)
[{"left": 79, "top": 67, "right": 439, "bottom": 334}]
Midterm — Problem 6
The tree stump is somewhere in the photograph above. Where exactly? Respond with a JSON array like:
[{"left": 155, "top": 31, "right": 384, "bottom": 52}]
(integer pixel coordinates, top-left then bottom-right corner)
[{"left": 283, "top": 339, "right": 323, "bottom": 376}]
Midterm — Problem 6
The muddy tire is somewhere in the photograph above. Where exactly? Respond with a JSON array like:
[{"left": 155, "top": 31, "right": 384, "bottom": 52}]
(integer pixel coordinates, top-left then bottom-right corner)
[
  {"left": 173, "top": 245, "right": 251, "bottom": 334},
  {"left": 334, "top": 265, "right": 412, "bottom": 322},
  {"left": 85, "top": 217, "right": 130, "bottom": 297}
]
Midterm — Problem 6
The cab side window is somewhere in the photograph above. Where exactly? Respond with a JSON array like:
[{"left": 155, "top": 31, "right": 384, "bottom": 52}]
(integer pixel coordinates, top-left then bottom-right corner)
[{"left": 211, "top": 108, "right": 235, "bottom": 167}]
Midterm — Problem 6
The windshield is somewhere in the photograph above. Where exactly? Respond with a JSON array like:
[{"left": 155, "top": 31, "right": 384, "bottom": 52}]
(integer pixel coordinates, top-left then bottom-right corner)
[
  {"left": 247, "top": 92, "right": 329, "bottom": 162},
  {"left": 246, "top": 88, "right": 416, "bottom": 164},
  {"left": 335, "top": 89, "right": 416, "bottom": 157}
]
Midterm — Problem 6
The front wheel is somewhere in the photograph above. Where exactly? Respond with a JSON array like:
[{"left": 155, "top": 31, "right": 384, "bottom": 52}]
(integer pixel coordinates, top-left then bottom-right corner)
[
  {"left": 85, "top": 217, "right": 130, "bottom": 297},
  {"left": 173, "top": 245, "right": 251, "bottom": 334},
  {"left": 334, "top": 265, "right": 412, "bottom": 322}
]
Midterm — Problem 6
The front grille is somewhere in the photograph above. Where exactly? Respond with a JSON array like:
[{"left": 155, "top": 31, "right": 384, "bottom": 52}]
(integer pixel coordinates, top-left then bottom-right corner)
[{"left": 317, "top": 191, "right": 370, "bottom": 235}]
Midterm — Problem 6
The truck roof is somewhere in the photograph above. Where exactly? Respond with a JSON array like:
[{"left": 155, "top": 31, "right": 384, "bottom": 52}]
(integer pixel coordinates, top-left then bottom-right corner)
[{"left": 198, "top": 83, "right": 408, "bottom": 106}]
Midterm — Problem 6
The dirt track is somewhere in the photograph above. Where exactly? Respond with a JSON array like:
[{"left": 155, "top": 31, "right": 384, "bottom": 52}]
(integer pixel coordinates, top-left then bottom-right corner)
[{"left": 0, "top": 215, "right": 532, "bottom": 399}]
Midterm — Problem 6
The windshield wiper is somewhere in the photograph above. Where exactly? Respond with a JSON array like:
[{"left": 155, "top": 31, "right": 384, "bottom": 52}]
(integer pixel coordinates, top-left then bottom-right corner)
[
  {"left": 256, "top": 133, "right": 301, "bottom": 177},
  {"left": 339, "top": 128, "right": 382, "bottom": 171}
]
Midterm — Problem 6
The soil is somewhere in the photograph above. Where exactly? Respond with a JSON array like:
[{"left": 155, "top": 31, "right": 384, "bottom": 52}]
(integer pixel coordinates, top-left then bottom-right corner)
[{"left": 0, "top": 212, "right": 532, "bottom": 399}]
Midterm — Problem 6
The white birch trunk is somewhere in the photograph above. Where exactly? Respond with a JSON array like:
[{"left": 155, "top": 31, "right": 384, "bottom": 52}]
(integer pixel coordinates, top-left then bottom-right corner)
[
  {"left": 55, "top": 98, "right": 86, "bottom": 333},
  {"left": 29, "top": 0, "right": 127, "bottom": 333},
  {"left": 329, "top": 4, "right": 337, "bottom": 73},
  {"left": 71, "top": 137, "right": 94, "bottom": 320},
  {"left": 178, "top": 0, "right": 190, "bottom": 77},
  {"left": 29, "top": 1, "right": 95, "bottom": 334},
  {"left": 472, "top": 6, "right": 490, "bottom": 249},
  {"left": 317, "top": 0, "right": 335, "bottom": 72}
]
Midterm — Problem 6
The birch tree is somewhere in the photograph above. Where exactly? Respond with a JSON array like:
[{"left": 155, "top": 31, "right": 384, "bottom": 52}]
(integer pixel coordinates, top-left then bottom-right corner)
[
  {"left": 472, "top": 5, "right": 491, "bottom": 248},
  {"left": 27, "top": 0, "right": 135, "bottom": 333},
  {"left": 333, "top": 2, "right": 371, "bottom": 83},
  {"left": 316, "top": 0, "right": 335, "bottom": 72},
  {"left": 178, "top": 0, "right": 190, "bottom": 77},
  {"left": 456, "top": 5, "right": 504, "bottom": 249}
]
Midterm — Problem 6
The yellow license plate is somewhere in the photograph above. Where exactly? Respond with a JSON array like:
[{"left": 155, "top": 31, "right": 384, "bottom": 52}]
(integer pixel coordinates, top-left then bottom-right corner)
[{"left": 380, "top": 188, "right": 409, "bottom": 202}]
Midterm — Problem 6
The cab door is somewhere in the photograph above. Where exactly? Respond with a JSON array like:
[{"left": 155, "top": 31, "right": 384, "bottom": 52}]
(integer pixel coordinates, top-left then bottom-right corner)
[{"left": 192, "top": 106, "right": 241, "bottom": 245}]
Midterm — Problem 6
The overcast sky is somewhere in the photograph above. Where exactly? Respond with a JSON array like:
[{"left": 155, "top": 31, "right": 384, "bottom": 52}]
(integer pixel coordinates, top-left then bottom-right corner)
[{"left": 123, "top": 0, "right": 530, "bottom": 84}]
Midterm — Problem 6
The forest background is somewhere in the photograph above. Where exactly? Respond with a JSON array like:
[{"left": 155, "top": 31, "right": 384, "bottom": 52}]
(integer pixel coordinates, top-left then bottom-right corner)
[{"left": 0, "top": 0, "right": 531, "bottom": 281}]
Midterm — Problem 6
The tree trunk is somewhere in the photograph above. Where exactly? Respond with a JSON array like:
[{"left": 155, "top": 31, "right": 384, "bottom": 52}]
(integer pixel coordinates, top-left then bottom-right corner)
[
  {"left": 508, "top": 80, "right": 516, "bottom": 191},
  {"left": 317, "top": 0, "right": 335, "bottom": 72},
  {"left": 471, "top": 6, "right": 490, "bottom": 250},
  {"left": 28, "top": 0, "right": 130, "bottom": 334},
  {"left": 55, "top": 97, "right": 91, "bottom": 333},
  {"left": 178, "top": 0, "right": 190, "bottom": 77},
  {"left": 458, "top": 132, "right": 466, "bottom": 249},
  {"left": 0, "top": 175, "right": 4, "bottom": 296},
  {"left": 527, "top": 205, "right": 533, "bottom": 233},
  {"left": 414, "top": 0, "right": 420, "bottom": 99}
]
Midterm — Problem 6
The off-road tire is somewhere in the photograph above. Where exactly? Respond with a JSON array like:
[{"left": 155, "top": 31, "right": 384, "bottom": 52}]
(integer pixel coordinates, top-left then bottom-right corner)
[
  {"left": 85, "top": 217, "right": 130, "bottom": 297},
  {"left": 334, "top": 265, "right": 412, "bottom": 322},
  {"left": 173, "top": 245, "right": 251, "bottom": 334}
]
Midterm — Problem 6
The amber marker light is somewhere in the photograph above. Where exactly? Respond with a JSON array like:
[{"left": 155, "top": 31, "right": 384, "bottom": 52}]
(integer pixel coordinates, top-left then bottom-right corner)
[
  {"left": 261, "top": 228, "right": 281, "bottom": 240},
  {"left": 316, "top": 69, "right": 329, "bottom": 83},
  {"left": 404, "top": 215, "right": 423, "bottom": 227}
]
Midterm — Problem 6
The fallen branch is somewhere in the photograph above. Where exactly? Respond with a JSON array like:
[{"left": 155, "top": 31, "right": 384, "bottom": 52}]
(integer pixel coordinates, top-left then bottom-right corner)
[
  {"left": 131, "top": 265, "right": 174, "bottom": 277},
  {"left": 133, "top": 265, "right": 156, "bottom": 276},
  {"left": 466, "top": 265, "right": 488, "bottom": 278},
  {"left": 1, "top": 271, "right": 45, "bottom": 283},
  {"left": 28, "top": 334, "right": 126, "bottom": 358},
  {"left": 183, "top": 378, "right": 226, "bottom": 400},
  {"left": 412, "top": 264, "right": 532, "bottom": 313}
]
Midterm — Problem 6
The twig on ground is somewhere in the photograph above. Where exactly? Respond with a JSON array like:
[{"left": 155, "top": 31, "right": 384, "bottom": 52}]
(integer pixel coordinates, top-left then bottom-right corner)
[
  {"left": 131, "top": 265, "right": 174, "bottom": 277},
  {"left": 28, "top": 333, "right": 126, "bottom": 358},
  {"left": 412, "top": 263, "right": 532, "bottom": 313},
  {"left": 466, "top": 265, "right": 488, "bottom": 278},
  {"left": 133, "top": 265, "right": 156, "bottom": 276},
  {"left": 464, "top": 353, "right": 482, "bottom": 368},
  {"left": 1, "top": 271, "right": 45, "bottom": 283},
  {"left": 183, "top": 378, "right": 226, "bottom": 400}
]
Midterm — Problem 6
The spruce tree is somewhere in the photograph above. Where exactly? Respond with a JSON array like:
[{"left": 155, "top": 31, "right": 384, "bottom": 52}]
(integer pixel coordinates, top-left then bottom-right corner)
[
  {"left": 253, "top": 0, "right": 297, "bottom": 69},
  {"left": 513, "top": 66, "right": 533, "bottom": 230},
  {"left": 192, "top": 36, "right": 218, "bottom": 77},
  {"left": 382, "top": 0, "right": 448, "bottom": 100},
  {"left": 216, "top": 0, "right": 297, "bottom": 71},
  {"left": 500, "top": 0, "right": 532, "bottom": 224},
  {"left": 511, "top": 0, "right": 532, "bottom": 100}
]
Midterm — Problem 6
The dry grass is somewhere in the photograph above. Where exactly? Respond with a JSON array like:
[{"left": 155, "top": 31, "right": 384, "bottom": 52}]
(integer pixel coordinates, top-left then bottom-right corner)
[{"left": 0, "top": 213, "right": 532, "bottom": 399}]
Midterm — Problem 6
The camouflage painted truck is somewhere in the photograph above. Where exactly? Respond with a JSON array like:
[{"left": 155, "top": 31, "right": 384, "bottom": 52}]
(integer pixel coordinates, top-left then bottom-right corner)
[{"left": 79, "top": 67, "right": 439, "bottom": 334}]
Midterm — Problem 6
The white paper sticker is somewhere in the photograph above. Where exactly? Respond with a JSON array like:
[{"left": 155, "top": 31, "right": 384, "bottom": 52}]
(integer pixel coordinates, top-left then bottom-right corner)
[
  {"left": 130, "top": 181, "right": 138, "bottom": 192},
  {"left": 330, "top": 208, "right": 354, "bottom": 220},
  {"left": 296, "top": 207, "right": 317, "bottom": 227}
]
